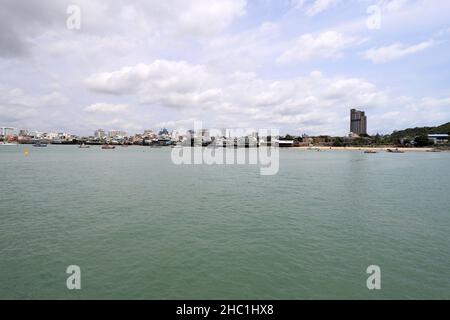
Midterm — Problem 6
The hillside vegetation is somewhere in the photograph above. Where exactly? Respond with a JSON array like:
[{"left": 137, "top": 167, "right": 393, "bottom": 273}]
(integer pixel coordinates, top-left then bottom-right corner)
[{"left": 390, "top": 122, "right": 450, "bottom": 140}]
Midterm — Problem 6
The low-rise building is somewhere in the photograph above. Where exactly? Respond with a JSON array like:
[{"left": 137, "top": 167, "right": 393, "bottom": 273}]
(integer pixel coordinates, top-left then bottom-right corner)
[
  {"left": 428, "top": 134, "right": 449, "bottom": 145},
  {"left": 272, "top": 139, "right": 294, "bottom": 147},
  {"left": 313, "top": 136, "right": 336, "bottom": 146}
]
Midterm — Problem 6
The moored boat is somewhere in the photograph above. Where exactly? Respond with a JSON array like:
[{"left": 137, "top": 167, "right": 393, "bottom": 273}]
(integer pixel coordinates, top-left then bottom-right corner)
[
  {"left": 101, "top": 144, "right": 115, "bottom": 150},
  {"left": 0, "top": 142, "right": 18, "bottom": 146},
  {"left": 32, "top": 142, "right": 48, "bottom": 147},
  {"left": 364, "top": 150, "right": 378, "bottom": 154},
  {"left": 387, "top": 148, "right": 405, "bottom": 153}
]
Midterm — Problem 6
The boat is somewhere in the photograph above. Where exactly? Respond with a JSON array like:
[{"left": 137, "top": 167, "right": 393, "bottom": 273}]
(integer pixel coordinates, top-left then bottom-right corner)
[
  {"left": 364, "top": 150, "right": 378, "bottom": 154},
  {"left": 387, "top": 148, "right": 405, "bottom": 153},
  {"left": 32, "top": 142, "right": 48, "bottom": 147},
  {"left": 101, "top": 145, "right": 115, "bottom": 150},
  {"left": 79, "top": 143, "right": 90, "bottom": 149},
  {"left": 0, "top": 142, "right": 18, "bottom": 146}
]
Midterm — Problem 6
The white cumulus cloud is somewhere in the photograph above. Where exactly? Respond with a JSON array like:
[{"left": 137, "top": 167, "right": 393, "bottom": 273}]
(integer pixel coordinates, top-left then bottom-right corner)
[
  {"left": 84, "top": 103, "right": 129, "bottom": 113},
  {"left": 277, "top": 31, "right": 361, "bottom": 64},
  {"left": 364, "top": 40, "right": 435, "bottom": 63},
  {"left": 305, "top": 0, "right": 340, "bottom": 16}
]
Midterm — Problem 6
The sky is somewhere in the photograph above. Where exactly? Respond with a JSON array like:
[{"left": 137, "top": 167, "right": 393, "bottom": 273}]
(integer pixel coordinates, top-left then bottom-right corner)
[{"left": 0, "top": 0, "right": 449, "bottom": 136}]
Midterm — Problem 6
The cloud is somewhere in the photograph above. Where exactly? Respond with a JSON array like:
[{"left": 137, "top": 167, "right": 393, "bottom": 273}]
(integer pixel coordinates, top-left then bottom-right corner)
[
  {"left": 0, "top": 0, "right": 246, "bottom": 59},
  {"left": 434, "top": 27, "right": 450, "bottom": 38},
  {"left": 81, "top": 59, "right": 388, "bottom": 133},
  {"left": 206, "top": 22, "right": 281, "bottom": 70},
  {"left": 363, "top": 40, "right": 435, "bottom": 63},
  {"left": 305, "top": 0, "right": 340, "bottom": 16},
  {"left": 108, "top": 0, "right": 247, "bottom": 37},
  {"left": 0, "top": 86, "right": 70, "bottom": 129},
  {"left": 172, "top": 0, "right": 246, "bottom": 36},
  {"left": 378, "top": 0, "right": 410, "bottom": 13},
  {"left": 0, "top": 87, "right": 68, "bottom": 108},
  {"left": 291, "top": 0, "right": 306, "bottom": 9},
  {"left": 2, "top": 0, "right": 450, "bottom": 135},
  {"left": 0, "top": 0, "right": 69, "bottom": 58},
  {"left": 83, "top": 57, "right": 450, "bottom": 134},
  {"left": 86, "top": 60, "right": 224, "bottom": 109},
  {"left": 277, "top": 31, "right": 361, "bottom": 64},
  {"left": 84, "top": 103, "right": 129, "bottom": 113},
  {"left": 155, "top": 118, "right": 199, "bottom": 129}
]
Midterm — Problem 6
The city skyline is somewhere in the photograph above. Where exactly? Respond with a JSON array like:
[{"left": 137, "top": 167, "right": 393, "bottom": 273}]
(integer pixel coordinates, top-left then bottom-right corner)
[
  {"left": 4, "top": 108, "right": 368, "bottom": 138},
  {"left": 1, "top": 0, "right": 450, "bottom": 136},
  {"left": 3, "top": 108, "right": 450, "bottom": 139}
]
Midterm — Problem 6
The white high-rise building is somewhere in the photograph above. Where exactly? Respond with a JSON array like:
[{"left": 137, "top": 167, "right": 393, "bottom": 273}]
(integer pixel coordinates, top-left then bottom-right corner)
[
  {"left": 108, "top": 130, "right": 127, "bottom": 138},
  {"left": 0, "top": 127, "right": 15, "bottom": 136},
  {"left": 94, "top": 129, "right": 106, "bottom": 139},
  {"left": 221, "top": 128, "right": 231, "bottom": 138}
]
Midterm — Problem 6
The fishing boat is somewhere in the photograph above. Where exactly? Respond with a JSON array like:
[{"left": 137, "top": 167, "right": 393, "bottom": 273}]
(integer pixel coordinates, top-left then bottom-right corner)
[
  {"left": 101, "top": 144, "right": 115, "bottom": 150},
  {"left": 32, "top": 142, "right": 48, "bottom": 147}
]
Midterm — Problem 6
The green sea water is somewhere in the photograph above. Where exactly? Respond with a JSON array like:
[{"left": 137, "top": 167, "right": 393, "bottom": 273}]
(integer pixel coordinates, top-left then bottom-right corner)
[{"left": 0, "top": 145, "right": 449, "bottom": 299}]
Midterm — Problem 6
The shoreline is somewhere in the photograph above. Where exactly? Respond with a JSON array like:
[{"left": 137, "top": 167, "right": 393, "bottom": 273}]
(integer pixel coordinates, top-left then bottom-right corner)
[
  {"left": 2, "top": 143, "right": 447, "bottom": 152},
  {"left": 294, "top": 146, "right": 438, "bottom": 152}
]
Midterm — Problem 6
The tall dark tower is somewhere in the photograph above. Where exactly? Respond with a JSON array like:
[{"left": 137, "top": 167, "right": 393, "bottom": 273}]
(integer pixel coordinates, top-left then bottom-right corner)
[{"left": 350, "top": 109, "right": 367, "bottom": 135}]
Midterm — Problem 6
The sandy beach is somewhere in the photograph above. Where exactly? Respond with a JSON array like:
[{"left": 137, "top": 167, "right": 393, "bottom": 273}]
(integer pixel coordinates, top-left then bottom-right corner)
[{"left": 295, "top": 146, "right": 438, "bottom": 152}]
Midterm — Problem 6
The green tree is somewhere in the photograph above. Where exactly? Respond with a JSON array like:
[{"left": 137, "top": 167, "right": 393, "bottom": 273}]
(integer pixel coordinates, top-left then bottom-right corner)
[
  {"left": 333, "top": 137, "right": 344, "bottom": 147},
  {"left": 414, "top": 135, "right": 433, "bottom": 147}
]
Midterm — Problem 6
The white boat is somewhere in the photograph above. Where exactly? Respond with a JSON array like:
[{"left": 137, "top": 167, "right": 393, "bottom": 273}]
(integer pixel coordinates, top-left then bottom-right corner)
[{"left": 0, "top": 142, "right": 17, "bottom": 146}]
